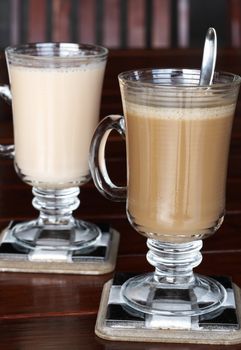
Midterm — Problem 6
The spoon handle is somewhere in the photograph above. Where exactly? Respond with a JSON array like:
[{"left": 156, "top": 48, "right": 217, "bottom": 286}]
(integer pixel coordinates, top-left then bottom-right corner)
[{"left": 199, "top": 27, "right": 217, "bottom": 86}]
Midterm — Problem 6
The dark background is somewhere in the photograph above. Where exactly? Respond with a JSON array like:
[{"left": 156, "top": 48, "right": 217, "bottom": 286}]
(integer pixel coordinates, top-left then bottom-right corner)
[{"left": 0, "top": 0, "right": 234, "bottom": 49}]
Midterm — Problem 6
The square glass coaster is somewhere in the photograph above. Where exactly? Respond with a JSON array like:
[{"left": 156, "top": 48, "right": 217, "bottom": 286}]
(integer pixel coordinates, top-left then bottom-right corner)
[
  {"left": 95, "top": 272, "right": 241, "bottom": 344},
  {"left": 0, "top": 221, "right": 119, "bottom": 274}
]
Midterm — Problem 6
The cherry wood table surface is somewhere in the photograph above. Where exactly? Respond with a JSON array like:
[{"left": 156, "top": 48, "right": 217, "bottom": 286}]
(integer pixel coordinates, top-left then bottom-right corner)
[{"left": 1, "top": 49, "right": 241, "bottom": 349}]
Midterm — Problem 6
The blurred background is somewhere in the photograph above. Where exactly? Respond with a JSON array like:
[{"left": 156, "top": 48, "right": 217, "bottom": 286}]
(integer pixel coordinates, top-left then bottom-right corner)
[{"left": 0, "top": 0, "right": 240, "bottom": 50}]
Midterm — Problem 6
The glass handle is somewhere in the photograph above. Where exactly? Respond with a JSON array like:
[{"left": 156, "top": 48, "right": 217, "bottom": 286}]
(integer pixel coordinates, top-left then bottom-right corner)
[
  {"left": 89, "top": 114, "right": 127, "bottom": 201},
  {"left": 0, "top": 84, "right": 14, "bottom": 158}
]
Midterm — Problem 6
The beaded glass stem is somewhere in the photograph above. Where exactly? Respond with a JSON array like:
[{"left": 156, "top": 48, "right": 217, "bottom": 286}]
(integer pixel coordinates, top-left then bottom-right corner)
[
  {"left": 121, "top": 239, "right": 226, "bottom": 316},
  {"left": 12, "top": 187, "right": 101, "bottom": 251}
]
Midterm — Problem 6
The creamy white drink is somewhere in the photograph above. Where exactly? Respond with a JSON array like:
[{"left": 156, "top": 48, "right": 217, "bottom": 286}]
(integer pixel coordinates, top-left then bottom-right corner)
[
  {"left": 0, "top": 43, "right": 108, "bottom": 253},
  {"left": 9, "top": 61, "right": 106, "bottom": 188}
]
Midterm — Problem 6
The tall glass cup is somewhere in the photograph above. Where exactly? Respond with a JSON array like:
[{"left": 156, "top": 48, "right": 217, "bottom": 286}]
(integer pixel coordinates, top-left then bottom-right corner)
[
  {"left": 0, "top": 43, "right": 108, "bottom": 252},
  {"left": 90, "top": 68, "right": 240, "bottom": 317}
]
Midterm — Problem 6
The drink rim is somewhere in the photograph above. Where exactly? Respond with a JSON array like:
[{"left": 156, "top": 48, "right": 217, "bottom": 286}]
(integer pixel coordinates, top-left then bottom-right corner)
[
  {"left": 5, "top": 42, "right": 108, "bottom": 61},
  {"left": 118, "top": 68, "right": 241, "bottom": 89}
]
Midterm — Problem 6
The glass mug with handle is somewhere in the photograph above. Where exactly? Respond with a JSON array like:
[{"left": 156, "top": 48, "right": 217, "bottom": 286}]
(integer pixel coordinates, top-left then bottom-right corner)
[
  {"left": 89, "top": 68, "right": 241, "bottom": 317},
  {"left": 0, "top": 43, "right": 108, "bottom": 252}
]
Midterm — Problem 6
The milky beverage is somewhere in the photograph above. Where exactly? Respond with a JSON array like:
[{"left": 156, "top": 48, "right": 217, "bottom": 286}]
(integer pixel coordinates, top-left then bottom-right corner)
[
  {"left": 9, "top": 62, "right": 106, "bottom": 188},
  {"left": 124, "top": 100, "right": 236, "bottom": 243}
]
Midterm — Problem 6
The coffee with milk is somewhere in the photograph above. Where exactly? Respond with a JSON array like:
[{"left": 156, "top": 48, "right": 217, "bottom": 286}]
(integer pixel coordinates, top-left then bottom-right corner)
[{"left": 124, "top": 100, "right": 235, "bottom": 242}]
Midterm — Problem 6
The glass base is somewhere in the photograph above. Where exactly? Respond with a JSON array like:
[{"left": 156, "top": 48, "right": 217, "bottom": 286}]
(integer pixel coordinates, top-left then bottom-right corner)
[
  {"left": 10, "top": 186, "right": 101, "bottom": 252},
  {"left": 95, "top": 274, "right": 241, "bottom": 344},
  {"left": 11, "top": 218, "right": 101, "bottom": 251},
  {"left": 0, "top": 221, "right": 119, "bottom": 273},
  {"left": 121, "top": 272, "right": 227, "bottom": 317},
  {"left": 119, "top": 238, "right": 227, "bottom": 317}
]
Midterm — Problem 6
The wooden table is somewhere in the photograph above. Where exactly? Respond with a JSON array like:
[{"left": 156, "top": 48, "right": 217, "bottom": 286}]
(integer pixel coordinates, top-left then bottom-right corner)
[{"left": 1, "top": 49, "right": 241, "bottom": 349}]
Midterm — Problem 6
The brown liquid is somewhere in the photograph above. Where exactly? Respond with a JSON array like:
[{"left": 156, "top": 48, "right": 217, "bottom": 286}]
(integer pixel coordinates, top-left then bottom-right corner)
[{"left": 125, "top": 103, "right": 235, "bottom": 242}]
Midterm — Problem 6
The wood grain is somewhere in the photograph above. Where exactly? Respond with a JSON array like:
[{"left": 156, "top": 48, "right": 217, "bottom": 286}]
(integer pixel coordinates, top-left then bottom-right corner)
[
  {"left": 28, "top": 0, "right": 47, "bottom": 42},
  {"left": 52, "top": 0, "right": 71, "bottom": 42},
  {"left": 78, "top": 0, "right": 96, "bottom": 44}
]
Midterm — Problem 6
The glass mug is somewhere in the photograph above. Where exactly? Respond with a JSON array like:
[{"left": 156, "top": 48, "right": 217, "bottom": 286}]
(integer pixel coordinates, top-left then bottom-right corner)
[
  {"left": 0, "top": 43, "right": 108, "bottom": 252},
  {"left": 90, "top": 68, "right": 241, "bottom": 317}
]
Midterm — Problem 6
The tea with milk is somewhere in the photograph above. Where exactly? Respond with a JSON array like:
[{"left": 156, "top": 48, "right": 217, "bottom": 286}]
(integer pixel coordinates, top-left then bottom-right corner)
[{"left": 9, "top": 62, "right": 105, "bottom": 188}]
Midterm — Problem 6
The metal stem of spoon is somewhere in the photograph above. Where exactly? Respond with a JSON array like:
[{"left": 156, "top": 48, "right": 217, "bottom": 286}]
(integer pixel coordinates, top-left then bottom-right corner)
[{"left": 199, "top": 27, "right": 217, "bottom": 86}]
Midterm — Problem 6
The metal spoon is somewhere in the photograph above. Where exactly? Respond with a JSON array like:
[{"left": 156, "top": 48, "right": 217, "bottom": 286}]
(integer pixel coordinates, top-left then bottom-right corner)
[{"left": 199, "top": 27, "right": 217, "bottom": 86}]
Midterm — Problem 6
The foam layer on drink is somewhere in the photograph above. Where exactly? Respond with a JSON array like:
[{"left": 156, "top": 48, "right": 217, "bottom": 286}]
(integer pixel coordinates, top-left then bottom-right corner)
[
  {"left": 123, "top": 100, "right": 235, "bottom": 120},
  {"left": 9, "top": 61, "right": 106, "bottom": 188},
  {"left": 124, "top": 100, "right": 235, "bottom": 242}
]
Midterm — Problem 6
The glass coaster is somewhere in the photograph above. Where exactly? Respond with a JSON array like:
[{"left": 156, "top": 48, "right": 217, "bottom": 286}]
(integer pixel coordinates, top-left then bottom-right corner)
[
  {"left": 95, "top": 272, "right": 241, "bottom": 344},
  {"left": 0, "top": 221, "right": 119, "bottom": 275}
]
